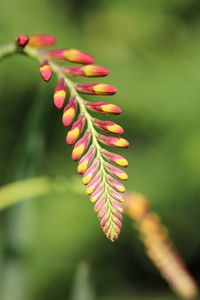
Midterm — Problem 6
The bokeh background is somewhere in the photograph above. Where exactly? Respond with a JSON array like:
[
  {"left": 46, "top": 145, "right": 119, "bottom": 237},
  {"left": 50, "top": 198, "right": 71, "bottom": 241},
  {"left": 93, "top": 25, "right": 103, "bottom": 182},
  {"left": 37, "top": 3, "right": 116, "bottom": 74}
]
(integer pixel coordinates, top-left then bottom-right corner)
[{"left": 0, "top": 0, "right": 200, "bottom": 299}]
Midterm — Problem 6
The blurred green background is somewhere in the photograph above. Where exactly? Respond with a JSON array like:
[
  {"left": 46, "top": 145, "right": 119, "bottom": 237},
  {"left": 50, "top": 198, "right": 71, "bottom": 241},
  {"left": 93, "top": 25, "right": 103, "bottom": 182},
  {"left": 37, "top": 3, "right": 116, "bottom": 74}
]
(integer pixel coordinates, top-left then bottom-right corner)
[{"left": 0, "top": 0, "right": 200, "bottom": 299}]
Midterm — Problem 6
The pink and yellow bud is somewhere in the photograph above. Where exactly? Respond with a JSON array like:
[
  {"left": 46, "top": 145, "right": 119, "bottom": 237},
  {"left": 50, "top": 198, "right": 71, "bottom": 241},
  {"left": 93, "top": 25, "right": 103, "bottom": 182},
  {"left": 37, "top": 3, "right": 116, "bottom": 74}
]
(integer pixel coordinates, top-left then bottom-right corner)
[
  {"left": 77, "top": 145, "right": 96, "bottom": 174},
  {"left": 76, "top": 83, "right": 117, "bottom": 95},
  {"left": 85, "top": 102, "right": 121, "bottom": 115},
  {"left": 107, "top": 175, "right": 126, "bottom": 193},
  {"left": 101, "top": 149, "right": 128, "bottom": 167},
  {"left": 39, "top": 61, "right": 52, "bottom": 82},
  {"left": 94, "top": 194, "right": 106, "bottom": 211},
  {"left": 63, "top": 65, "right": 109, "bottom": 77},
  {"left": 97, "top": 134, "right": 129, "bottom": 148},
  {"left": 66, "top": 114, "right": 85, "bottom": 145},
  {"left": 93, "top": 119, "right": 124, "bottom": 135},
  {"left": 98, "top": 203, "right": 108, "bottom": 219},
  {"left": 85, "top": 171, "right": 102, "bottom": 195},
  {"left": 53, "top": 78, "right": 67, "bottom": 109},
  {"left": 105, "top": 162, "right": 128, "bottom": 181},
  {"left": 28, "top": 34, "right": 56, "bottom": 48},
  {"left": 62, "top": 96, "right": 77, "bottom": 127},
  {"left": 90, "top": 183, "right": 104, "bottom": 203},
  {"left": 109, "top": 187, "right": 125, "bottom": 202},
  {"left": 110, "top": 198, "right": 124, "bottom": 212},
  {"left": 16, "top": 34, "right": 29, "bottom": 47},
  {"left": 71, "top": 130, "right": 91, "bottom": 160},
  {"left": 82, "top": 158, "right": 100, "bottom": 185},
  {"left": 43, "top": 49, "right": 94, "bottom": 64}
]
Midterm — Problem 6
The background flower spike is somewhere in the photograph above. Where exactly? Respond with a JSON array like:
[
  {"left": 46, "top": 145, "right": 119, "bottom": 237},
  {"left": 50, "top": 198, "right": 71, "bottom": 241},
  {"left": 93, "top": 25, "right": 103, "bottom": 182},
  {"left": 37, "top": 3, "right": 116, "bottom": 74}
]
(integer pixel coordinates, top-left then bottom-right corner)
[
  {"left": 62, "top": 96, "right": 78, "bottom": 127},
  {"left": 97, "top": 134, "right": 129, "bottom": 148},
  {"left": 53, "top": 78, "right": 67, "bottom": 109},
  {"left": 66, "top": 114, "right": 85, "bottom": 145},
  {"left": 43, "top": 49, "right": 94, "bottom": 64},
  {"left": 63, "top": 65, "right": 110, "bottom": 77},
  {"left": 39, "top": 61, "right": 52, "bottom": 82},
  {"left": 71, "top": 130, "right": 91, "bottom": 160},
  {"left": 93, "top": 119, "right": 124, "bottom": 135},
  {"left": 28, "top": 34, "right": 57, "bottom": 48},
  {"left": 75, "top": 83, "right": 117, "bottom": 95},
  {"left": 85, "top": 102, "right": 122, "bottom": 114}
]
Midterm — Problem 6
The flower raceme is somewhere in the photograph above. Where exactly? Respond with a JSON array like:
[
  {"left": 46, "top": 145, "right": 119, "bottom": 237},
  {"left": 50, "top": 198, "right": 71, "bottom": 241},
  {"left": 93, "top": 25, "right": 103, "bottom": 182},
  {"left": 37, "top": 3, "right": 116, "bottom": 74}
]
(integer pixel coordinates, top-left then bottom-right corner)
[{"left": 15, "top": 33, "right": 130, "bottom": 241}]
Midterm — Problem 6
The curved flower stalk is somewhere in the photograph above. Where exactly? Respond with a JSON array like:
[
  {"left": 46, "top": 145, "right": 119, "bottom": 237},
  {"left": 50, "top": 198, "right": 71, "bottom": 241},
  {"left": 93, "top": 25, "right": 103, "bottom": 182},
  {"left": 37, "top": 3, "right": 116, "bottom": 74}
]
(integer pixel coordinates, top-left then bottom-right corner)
[
  {"left": 126, "top": 193, "right": 198, "bottom": 300},
  {"left": 0, "top": 34, "right": 129, "bottom": 241}
]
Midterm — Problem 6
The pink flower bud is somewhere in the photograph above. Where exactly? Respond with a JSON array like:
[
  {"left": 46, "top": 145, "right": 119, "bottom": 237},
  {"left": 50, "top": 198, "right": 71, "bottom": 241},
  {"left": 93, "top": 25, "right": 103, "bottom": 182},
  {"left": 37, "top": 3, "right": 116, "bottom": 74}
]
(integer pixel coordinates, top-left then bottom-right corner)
[
  {"left": 75, "top": 83, "right": 117, "bottom": 95},
  {"left": 110, "top": 198, "right": 124, "bottom": 212},
  {"left": 28, "top": 34, "right": 56, "bottom": 48},
  {"left": 93, "top": 119, "right": 124, "bottom": 135},
  {"left": 66, "top": 114, "right": 85, "bottom": 145},
  {"left": 39, "top": 61, "right": 52, "bottom": 81},
  {"left": 104, "top": 162, "right": 128, "bottom": 181},
  {"left": 77, "top": 145, "right": 96, "bottom": 174},
  {"left": 108, "top": 187, "right": 125, "bottom": 202},
  {"left": 101, "top": 149, "right": 128, "bottom": 167},
  {"left": 63, "top": 65, "right": 109, "bottom": 77},
  {"left": 62, "top": 96, "right": 77, "bottom": 127},
  {"left": 43, "top": 49, "right": 94, "bottom": 64},
  {"left": 107, "top": 175, "right": 126, "bottom": 193},
  {"left": 94, "top": 194, "right": 106, "bottom": 211},
  {"left": 82, "top": 158, "right": 100, "bottom": 185},
  {"left": 90, "top": 183, "right": 105, "bottom": 203},
  {"left": 16, "top": 34, "right": 29, "bottom": 48},
  {"left": 98, "top": 203, "right": 108, "bottom": 219},
  {"left": 85, "top": 171, "right": 102, "bottom": 195},
  {"left": 85, "top": 102, "right": 121, "bottom": 114},
  {"left": 72, "top": 130, "right": 91, "bottom": 160},
  {"left": 97, "top": 134, "right": 129, "bottom": 148},
  {"left": 53, "top": 78, "right": 67, "bottom": 109}
]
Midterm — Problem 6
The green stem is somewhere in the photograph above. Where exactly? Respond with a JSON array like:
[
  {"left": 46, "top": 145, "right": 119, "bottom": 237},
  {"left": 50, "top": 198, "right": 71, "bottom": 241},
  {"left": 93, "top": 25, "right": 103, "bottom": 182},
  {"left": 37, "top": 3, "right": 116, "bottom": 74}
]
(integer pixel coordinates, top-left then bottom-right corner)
[{"left": 0, "top": 42, "right": 19, "bottom": 61}]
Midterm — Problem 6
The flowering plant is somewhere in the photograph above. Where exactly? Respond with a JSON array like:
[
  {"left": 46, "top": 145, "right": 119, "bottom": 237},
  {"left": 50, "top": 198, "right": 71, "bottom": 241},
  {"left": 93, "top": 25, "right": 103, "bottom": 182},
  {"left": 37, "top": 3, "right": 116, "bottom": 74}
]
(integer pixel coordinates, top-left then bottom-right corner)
[{"left": 0, "top": 33, "right": 129, "bottom": 241}]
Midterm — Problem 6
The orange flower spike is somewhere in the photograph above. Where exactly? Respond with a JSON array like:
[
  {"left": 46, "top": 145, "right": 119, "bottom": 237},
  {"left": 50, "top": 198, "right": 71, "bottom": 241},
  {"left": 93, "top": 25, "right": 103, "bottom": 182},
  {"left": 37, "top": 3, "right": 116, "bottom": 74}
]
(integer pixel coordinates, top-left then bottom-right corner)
[
  {"left": 62, "top": 96, "right": 78, "bottom": 127},
  {"left": 39, "top": 61, "right": 52, "bottom": 82},
  {"left": 66, "top": 114, "right": 85, "bottom": 145},
  {"left": 53, "top": 78, "right": 67, "bottom": 109},
  {"left": 28, "top": 34, "right": 57, "bottom": 48},
  {"left": 71, "top": 130, "right": 91, "bottom": 161}
]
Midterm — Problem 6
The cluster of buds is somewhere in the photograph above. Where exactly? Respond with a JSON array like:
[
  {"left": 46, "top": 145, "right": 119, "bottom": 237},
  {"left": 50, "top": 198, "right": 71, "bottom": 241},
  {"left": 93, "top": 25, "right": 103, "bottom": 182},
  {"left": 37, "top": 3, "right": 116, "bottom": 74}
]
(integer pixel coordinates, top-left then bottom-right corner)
[
  {"left": 16, "top": 33, "right": 129, "bottom": 241},
  {"left": 126, "top": 193, "right": 198, "bottom": 300}
]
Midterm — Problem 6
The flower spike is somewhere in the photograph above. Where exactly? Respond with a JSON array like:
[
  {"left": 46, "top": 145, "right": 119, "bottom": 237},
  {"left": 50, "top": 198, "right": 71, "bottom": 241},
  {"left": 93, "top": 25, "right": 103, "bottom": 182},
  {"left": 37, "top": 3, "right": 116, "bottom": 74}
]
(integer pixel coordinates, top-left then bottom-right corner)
[
  {"left": 39, "top": 61, "right": 52, "bottom": 82},
  {"left": 53, "top": 78, "right": 67, "bottom": 109},
  {"left": 11, "top": 33, "right": 129, "bottom": 241}
]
